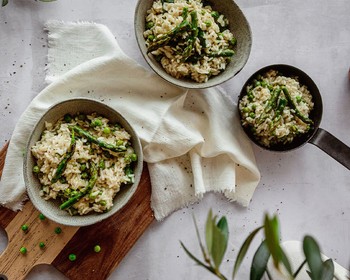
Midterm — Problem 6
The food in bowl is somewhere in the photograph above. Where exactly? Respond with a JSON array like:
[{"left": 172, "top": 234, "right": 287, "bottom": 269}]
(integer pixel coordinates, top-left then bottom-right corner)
[
  {"left": 31, "top": 112, "right": 138, "bottom": 216},
  {"left": 143, "top": 0, "right": 237, "bottom": 83},
  {"left": 239, "top": 69, "right": 314, "bottom": 147}
]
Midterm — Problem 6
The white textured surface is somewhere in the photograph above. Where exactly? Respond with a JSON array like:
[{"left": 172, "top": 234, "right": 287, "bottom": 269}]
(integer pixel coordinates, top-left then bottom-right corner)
[{"left": 0, "top": 0, "right": 349, "bottom": 279}]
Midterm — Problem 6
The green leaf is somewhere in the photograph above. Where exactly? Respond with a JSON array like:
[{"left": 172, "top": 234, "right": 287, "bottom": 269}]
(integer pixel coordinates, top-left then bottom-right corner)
[
  {"left": 319, "top": 259, "right": 335, "bottom": 280},
  {"left": 250, "top": 240, "right": 270, "bottom": 280},
  {"left": 303, "top": 235, "right": 323, "bottom": 280},
  {"left": 180, "top": 241, "right": 219, "bottom": 278},
  {"left": 232, "top": 226, "right": 263, "bottom": 279},
  {"left": 2, "top": 0, "right": 8, "bottom": 7},
  {"left": 217, "top": 216, "right": 229, "bottom": 241},
  {"left": 206, "top": 209, "right": 214, "bottom": 256},
  {"left": 211, "top": 217, "right": 228, "bottom": 270}
]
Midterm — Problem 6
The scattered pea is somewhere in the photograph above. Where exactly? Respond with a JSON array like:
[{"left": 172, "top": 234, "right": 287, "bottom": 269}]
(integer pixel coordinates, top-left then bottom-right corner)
[
  {"left": 39, "top": 213, "right": 46, "bottom": 220},
  {"left": 94, "top": 245, "right": 101, "bottom": 253},
  {"left": 249, "top": 112, "right": 256, "bottom": 118},
  {"left": 20, "top": 247, "right": 27, "bottom": 254},
  {"left": 116, "top": 139, "right": 124, "bottom": 146},
  {"left": 296, "top": 95, "right": 302, "bottom": 103},
  {"left": 54, "top": 227, "right": 62, "bottom": 234},
  {"left": 39, "top": 242, "right": 45, "bottom": 248},
  {"left": 21, "top": 224, "right": 29, "bottom": 232},
  {"left": 68, "top": 254, "right": 76, "bottom": 261}
]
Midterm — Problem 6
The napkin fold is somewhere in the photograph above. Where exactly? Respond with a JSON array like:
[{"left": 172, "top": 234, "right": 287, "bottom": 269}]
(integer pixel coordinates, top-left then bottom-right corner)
[{"left": 0, "top": 21, "right": 260, "bottom": 220}]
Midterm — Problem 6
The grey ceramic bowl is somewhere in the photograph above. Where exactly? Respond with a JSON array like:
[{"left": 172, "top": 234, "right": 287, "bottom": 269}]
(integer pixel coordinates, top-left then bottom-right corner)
[
  {"left": 134, "top": 0, "right": 252, "bottom": 89},
  {"left": 23, "top": 98, "right": 143, "bottom": 227}
]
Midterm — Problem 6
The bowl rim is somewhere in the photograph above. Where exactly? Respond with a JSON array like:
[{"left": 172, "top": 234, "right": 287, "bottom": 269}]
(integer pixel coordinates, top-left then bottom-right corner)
[
  {"left": 23, "top": 97, "right": 143, "bottom": 226},
  {"left": 134, "top": 0, "right": 252, "bottom": 89}
]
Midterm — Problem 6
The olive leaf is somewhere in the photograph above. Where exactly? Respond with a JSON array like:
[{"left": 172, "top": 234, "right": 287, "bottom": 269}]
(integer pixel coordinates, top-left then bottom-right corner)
[
  {"left": 2, "top": 0, "right": 8, "bottom": 6},
  {"left": 319, "top": 259, "right": 335, "bottom": 280},
  {"left": 210, "top": 216, "right": 229, "bottom": 270},
  {"left": 264, "top": 214, "right": 292, "bottom": 275},
  {"left": 232, "top": 226, "right": 263, "bottom": 279},
  {"left": 303, "top": 235, "right": 323, "bottom": 280},
  {"left": 250, "top": 240, "right": 270, "bottom": 280}
]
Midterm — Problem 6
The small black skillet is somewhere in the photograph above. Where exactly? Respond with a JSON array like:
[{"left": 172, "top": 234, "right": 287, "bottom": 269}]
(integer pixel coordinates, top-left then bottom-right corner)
[{"left": 238, "top": 64, "right": 350, "bottom": 170}]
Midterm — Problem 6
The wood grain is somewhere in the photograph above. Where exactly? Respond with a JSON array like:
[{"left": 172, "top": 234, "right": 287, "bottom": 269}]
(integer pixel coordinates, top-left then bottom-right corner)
[{"left": 0, "top": 143, "right": 155, "bottom": 280}]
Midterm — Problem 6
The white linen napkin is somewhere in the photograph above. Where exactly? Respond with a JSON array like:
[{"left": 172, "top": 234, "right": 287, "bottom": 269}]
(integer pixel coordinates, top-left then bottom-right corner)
[{"left": 0, "top": 21, "right": 260, "bottom": 220}]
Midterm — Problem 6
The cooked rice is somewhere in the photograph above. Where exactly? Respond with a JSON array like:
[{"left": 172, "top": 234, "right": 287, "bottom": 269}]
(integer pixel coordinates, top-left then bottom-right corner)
[
  {"left": 144, "top": 0, "right": 236, "bottom": 83},
  {"left": 239, "top": 69, "right": 314, "bottom": 147},
  {"left": 31, "top": 113, "right": 137, "bottom": 215}
]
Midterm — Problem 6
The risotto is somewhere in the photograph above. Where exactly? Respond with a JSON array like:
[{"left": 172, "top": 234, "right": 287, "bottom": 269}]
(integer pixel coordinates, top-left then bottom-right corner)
[
  {"left": 239, "top": 69, "right": 314, "bottom": 147},
  {"left": 144, "top": 0, "right": 237, "bottom": 83},
  {"left": 31, "top": 113, "right": 138, "bottom": 216}
]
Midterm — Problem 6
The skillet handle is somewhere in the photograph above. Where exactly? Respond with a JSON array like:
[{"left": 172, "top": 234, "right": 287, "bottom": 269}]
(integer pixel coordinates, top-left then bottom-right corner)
[{"left": 309, "top": 128, "right": 350, "bottom": 170}]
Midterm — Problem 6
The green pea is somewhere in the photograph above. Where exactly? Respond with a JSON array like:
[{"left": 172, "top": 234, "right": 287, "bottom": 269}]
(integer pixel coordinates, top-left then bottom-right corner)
[
  {"left": 94, "top": 245, "right": 101, "bottom": 253},
  {"left": 20, "top": 247, "right": 27, "bottom": 254},
  {"left": 242, "top": 107, "right": 250, "bottom": 113},
  {"left": 39, "top": 213, "right": 46, "bottom": 220},
  {"left": 91, "top": 118, "right": 102, "bottom": 127},
  {"left": 39, "top": 242, "right": 45, "bottom": 248},
  {"left": 146, "top": 21, "right": 154, "bottom": 29},
  {"left": 116, "top": 139, "right": 124, "bottom": 146},
  {"left": 211, "top": 11, "right": 219, "bottom": 19},
  {"left": 296, "top": 95, "right": 302, "bottom": 103},
  {"left": 249, "top": 112, "right": 256, "bottom": 118},
  {"left": 80, "top": 163, "right": 87, "bottom": 172},
  {"left": 99, "top": 160, "right": 105, "bottom": 169},
  {"left": 254, "top": 81, "right": 261, "bottom": 87},
  {"left": 130, "top": 153, "right": 137, "bottom": 162},
  {"left": 68, "top": 254, "right": 76, "bottom": 261},
  {"left": 81, "top": 172, "right": 89, "bottom": 179},
  {"left": 103, "top": 127, "right": 111, "bottom": 134},
  {"left": 64, "top": 114, "right": 72, "bottom": 123},
  {"left": 33, "top": 165, "right": 40, "bottom": 174},
  {"left": 230, "top": 37, "right": 237, "bottom": 47},
  {"left": 21, "top": 224, "right": 29, "bottom": 232},
  {"left": 147, "top": 34, "right": 155, "bottom": 41},
  {"left": 261, "top": 81, "right": 267, "bottom": 88},
  {"left": 89, "top": 193, "right": 97, "bottom": 200},
  {"left": 204, "top": 20, "right": 212, "bottom": 27},
  {"left": 99, "top": 200, "right": 107, "bottom": 206},
  {"left": 54, "top": 227, "right": 62, "bottom": 234}
]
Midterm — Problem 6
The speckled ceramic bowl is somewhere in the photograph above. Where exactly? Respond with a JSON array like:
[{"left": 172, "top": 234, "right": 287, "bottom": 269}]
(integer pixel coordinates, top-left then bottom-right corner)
[
  {"left": 134, "top": 0, "right": 252, "bottom": 89},
  {"left": 23, "top": 98, "right": 143, "bottom": 227}
]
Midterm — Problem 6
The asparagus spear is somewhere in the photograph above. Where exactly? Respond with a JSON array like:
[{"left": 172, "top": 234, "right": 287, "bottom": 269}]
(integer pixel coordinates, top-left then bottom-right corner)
[
  {"left": 51, "top": 130, "right": 76, "bottom": 183},
  {"left": 147, "top": 7, "right": 190, "bottom": 53},
  {"left": 59, "top": 162, "right": 98, "bottom": 210},
  {"left": 182, "top": 11, "right": 199, "bottom": 62},
  {"left": 70, "top": 125, "right": 126, "bottom": 152},
  {"left": 281, "top": 86, "right": 313, "bottom": 125},
  {"left": 206, "top": 49, "right": 235, "bottom": 57}
]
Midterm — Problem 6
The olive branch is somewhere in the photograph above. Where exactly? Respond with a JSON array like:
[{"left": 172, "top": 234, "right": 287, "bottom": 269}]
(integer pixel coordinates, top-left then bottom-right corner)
[{"left": 181, "top": 210, "right": 346, "bottom": 280}]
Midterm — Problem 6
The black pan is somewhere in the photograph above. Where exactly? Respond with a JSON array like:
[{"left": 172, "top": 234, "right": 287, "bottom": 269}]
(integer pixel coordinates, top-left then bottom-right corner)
[{"left": 238, "top": 64, "right": 350, "bottom": 170}]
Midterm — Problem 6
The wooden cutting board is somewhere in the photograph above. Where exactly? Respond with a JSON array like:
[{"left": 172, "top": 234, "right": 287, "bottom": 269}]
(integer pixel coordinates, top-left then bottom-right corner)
[{"left": 0, "top": 142, "right": 155, "bottom": 280}]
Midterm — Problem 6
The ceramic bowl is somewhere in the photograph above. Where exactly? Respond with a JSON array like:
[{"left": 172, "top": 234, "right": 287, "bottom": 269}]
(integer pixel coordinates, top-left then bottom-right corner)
[
  {"left": 134, "top": 0, "right": 252, "bottom": 89},
  {"left": 23, "top": 98, "right": 143, "bottom": 227}
]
